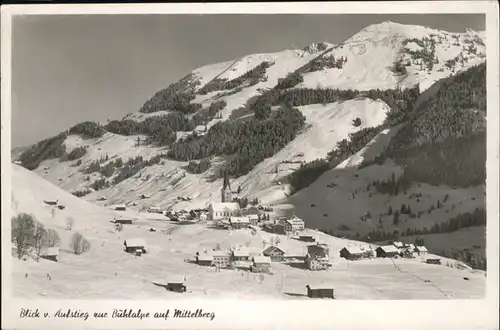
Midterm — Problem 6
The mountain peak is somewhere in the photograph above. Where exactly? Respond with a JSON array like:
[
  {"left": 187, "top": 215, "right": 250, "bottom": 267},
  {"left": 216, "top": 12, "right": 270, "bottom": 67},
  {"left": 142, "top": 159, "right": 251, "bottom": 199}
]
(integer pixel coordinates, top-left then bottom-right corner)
[{"left": 302, "top": 41, "right": 335, "bottom": 54}]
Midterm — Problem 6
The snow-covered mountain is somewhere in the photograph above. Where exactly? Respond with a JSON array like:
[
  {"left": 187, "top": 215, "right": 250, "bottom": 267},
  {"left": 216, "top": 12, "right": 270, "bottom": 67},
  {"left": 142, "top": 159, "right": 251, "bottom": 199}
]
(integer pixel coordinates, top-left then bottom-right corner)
[{"left": 14, "top": 21, "right": 487, "bottom": 265}]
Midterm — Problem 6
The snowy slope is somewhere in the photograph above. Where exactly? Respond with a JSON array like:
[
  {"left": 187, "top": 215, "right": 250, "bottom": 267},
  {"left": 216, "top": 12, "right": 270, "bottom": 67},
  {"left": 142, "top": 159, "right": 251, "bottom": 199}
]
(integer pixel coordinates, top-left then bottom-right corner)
[
  {"left": 10, "top": 164, "right": 485, "bottom": 299},
  {"left": 32, "top": 98, "right": 390, "bottom": 212},
  {"left": 299, "top": 21, "right": 486, "bottom": 92}
]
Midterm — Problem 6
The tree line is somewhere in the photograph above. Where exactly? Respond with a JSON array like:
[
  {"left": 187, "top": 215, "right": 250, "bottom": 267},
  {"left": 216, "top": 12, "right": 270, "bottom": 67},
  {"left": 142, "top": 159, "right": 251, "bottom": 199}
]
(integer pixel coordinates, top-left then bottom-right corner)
[
  {"left": 139, "top": 73, "right": 202, "bottom": 114},
  {"left": 168, "top": 106, "right": 306, "bottom": 177},
  {"left": 198, "top": 61, "right": 274, "bottom": 95}
]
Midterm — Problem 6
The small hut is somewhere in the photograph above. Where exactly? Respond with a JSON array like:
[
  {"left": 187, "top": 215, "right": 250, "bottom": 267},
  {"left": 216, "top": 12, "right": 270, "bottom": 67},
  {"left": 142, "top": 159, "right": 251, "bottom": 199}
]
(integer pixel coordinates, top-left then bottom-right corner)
[
  {"left": 40, "top": 247, "right": 59, "bottom": 262},
  {"left": 114, "top": 205, "right": 127, "bottom": 211},
  {"left": 165, "top": 277, "right": 187, "bottom": 293},
  {"left": 306, "top": 284, "right": 335, "bottom": 299},
  {"left": 123, "top": 238, "right": 146, "bottom": 256},
  {"left": 299, "top": 235, "right": 316, "bottom": 242},
  {"left": 43, "top": 199, "right": 58, "bottom": 206},
  {"left": 114, "top": 218, "right": 134, "bottom": 225}
]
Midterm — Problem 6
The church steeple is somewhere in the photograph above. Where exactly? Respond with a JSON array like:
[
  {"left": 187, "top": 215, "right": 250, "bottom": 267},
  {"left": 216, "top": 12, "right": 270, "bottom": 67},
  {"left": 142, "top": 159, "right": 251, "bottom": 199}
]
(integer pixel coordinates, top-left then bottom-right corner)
[{"left": 221, "top": 170, "right": 232, "bottom": 203}]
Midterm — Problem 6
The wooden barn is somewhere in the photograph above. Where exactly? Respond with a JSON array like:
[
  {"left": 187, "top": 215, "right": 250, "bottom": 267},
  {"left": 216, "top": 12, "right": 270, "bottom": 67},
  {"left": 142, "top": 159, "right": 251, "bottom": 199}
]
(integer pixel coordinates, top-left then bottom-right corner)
[
  {"left": 339, "top": 246, "right": 364, "bottom": 260},
  {"left": 114, "top": 218, "right": 134, "bottom": 225},
  {"left": 196, "top": 252, "right": 214, "bottom": 266},
  {"left": 376, "top": 245, "right": 399, "bottom": 258},
  {"left": 426, "top": 258, "right": 441, "bottom": 265},
  {"left": 123, "top": 238, "right": 146, "bottom": 256},
  {"left": 262, "top": 245, "right": 285, "bottom": 261},
  {"left": 165, "top": 277, "right": 187, "bottom": 293},
  {"left": 43, "top": 199, "right": 58, "bottom": 206},
  {"left": 306, "top": 285, "right": 335, "bottom": 299},
  {"left": 40, "top": 247, "right": 59, "bottom": 262},
  {"left": 114, "top": 205, "right": 127, "bottom": 211},
  {"left": 251, "top": 256, "right": 271, "bottom": 273},
  {"left": 299, "top": 235, "right": 315, "bottom": 242}
]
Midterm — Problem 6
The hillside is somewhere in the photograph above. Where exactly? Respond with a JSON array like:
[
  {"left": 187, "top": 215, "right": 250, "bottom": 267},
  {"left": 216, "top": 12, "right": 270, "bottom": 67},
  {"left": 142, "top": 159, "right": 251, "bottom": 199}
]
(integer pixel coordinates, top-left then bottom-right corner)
[
  {"left": 13, "top": 21, "right": 487, "bottom": 268},
  {"left": 10, "top": 164, "right": 485, "bottom": 299}
]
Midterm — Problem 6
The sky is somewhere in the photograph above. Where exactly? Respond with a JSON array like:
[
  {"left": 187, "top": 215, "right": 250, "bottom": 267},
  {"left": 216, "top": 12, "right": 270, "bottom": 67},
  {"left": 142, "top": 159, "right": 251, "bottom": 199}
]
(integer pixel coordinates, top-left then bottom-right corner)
[{"left": 11, "top": 13, "right": 485, "bottom": 148}]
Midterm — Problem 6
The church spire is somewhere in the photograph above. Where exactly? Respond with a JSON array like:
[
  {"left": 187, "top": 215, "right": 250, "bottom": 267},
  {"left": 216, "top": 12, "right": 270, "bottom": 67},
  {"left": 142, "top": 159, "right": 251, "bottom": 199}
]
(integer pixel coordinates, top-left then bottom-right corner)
[
  {"left": 222, "top": 169, "right": 231, "bottom": 191},
  {"left": 221, "top": 169, "right": 232, "bottom": 203}
]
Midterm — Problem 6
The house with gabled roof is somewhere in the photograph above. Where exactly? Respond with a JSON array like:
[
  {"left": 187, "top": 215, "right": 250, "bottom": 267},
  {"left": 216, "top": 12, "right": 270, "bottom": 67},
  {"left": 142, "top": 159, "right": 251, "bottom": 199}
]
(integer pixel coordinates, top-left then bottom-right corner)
[
  {"left": 376, "top": 245, "right": 399, "bottom": 258},
  {"left": 339, "top": 246, "right": 364, "bottom": 260},
  {"left": 251, "top": 255, "right": 271, "bottom": 273},
  {"left": 262, "top": 245, "right": 285, "bottom": 261}
]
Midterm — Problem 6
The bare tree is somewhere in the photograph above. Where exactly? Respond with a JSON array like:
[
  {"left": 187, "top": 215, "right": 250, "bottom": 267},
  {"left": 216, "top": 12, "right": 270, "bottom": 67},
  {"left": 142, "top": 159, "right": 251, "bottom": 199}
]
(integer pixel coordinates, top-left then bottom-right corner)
[
  {"left": 44, "top": 229, "right": 61, "bottom": 248},
  {"left": 51, "top": 208, "right": 56, "bottom": 219},
  {"left": 11, "top": 213, "right": 35, "bottom": 259},
  {"left": 33, "top": 221, "right": 47, "bottom": 261},
  {"left": 66, "top": 217, "right": 75, "bottom": 231},
  {"left": 215, "top": 243, "right": 221, "bottom": 250},
  {"left": 275, "top": 236, "right": 281, "bottom": 246},
  {"left": 116, "top": 223, "right": 124, "bottom": 232},
  {"left": 71, "top": 232, "right": 91, "bottom": 255}
]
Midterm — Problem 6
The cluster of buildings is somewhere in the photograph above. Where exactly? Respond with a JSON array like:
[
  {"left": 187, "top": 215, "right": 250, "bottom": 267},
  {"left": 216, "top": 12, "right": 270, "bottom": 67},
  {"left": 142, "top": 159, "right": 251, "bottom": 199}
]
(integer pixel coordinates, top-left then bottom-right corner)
[
  {"left": 195, "top": 247, "right": 272, "bottom": 273},
  {"left": 194, "top": 241, "right": 333, "bottom": 273},
  {"left": 207, "top": 174, "right": 305, "bottom": 234},
  {"left": 339, "top": 241, "right": 429, "bottom": 261}
]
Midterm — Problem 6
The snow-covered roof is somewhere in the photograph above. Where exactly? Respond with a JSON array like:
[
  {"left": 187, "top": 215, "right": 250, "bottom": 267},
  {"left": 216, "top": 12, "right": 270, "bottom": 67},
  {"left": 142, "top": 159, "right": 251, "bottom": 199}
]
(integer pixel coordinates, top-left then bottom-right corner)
[
  {"left": 232, "top": 248, "right": 251, "bottom": 257},
  {"left": 253, "top": 256, "right": 271, "bottom": 264},
  {"left": 415, "top": 246, "right": 428, "bottom": 252},
  {"left": 166, "top": 276, "right": 186, "bottom": 284},
  {"left": 210, "top": 202, "right": 240, "bottom": 212},
  {"left": 406, "top": 244, "right": 416, "bottom": 250},
  {"left": 212, "top": 250, "right": 230, "bottom": 257},
  {"left": 262, "top": 245, "right": 285, "bottom": 255},
  {"left": 197, "top": 253, "right": 213, "bottom": 261},
  {"left": 392, "top": 241, "right": 404, "bottom": 248},
  {"left": 233, "top": 260, "right": 252, "bottom": 268},
  {"left": 125, "top": 238, "right": 145, "bottom": 247},
  {"left": 378, "top": 245, "right": 399, "bottom": 253},
  {"left": 42, "top": 247, "right": 59, "bottom": 256},
  {"left": 306, "top": 283, "right": 335, "bottom": 290},
  {"left": 285, "top": 216, "right": 305, "bottom": 226},
  {"left": 247, "top": 214, "right": 259, "bottom": 220},
  {"left": 230, "top": 217, "right": 250, "bottom": 224},
  {"left": 115, "top": 204, "right": 127, "bottom": 209},
  {"left": 341, "top": 246, "right": 364, "bottom": 255}
]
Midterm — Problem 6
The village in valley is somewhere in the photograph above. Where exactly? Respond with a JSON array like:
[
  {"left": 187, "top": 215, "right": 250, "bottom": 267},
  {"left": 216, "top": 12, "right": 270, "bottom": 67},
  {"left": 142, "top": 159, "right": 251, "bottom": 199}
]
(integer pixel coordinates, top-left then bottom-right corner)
[{"left": 33, "top": 170, "right": 444, "bottom": 300}]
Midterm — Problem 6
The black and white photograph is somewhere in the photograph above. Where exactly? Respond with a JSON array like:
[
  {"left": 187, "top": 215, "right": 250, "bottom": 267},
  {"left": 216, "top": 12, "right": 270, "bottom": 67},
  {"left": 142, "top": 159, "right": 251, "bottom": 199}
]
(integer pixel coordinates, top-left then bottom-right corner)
[{"left": 1, "top": 2, "right": 499, "bottom": 330}]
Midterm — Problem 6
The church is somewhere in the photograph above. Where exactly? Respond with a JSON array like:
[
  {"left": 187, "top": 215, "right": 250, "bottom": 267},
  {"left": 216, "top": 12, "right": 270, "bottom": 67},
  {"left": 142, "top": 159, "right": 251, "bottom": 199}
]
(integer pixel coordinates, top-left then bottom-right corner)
[{"left": 208, "top": 170, "right": 241, "bottom": 223}]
